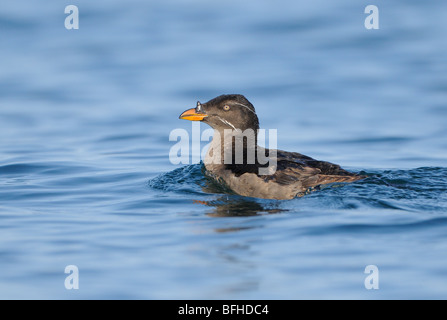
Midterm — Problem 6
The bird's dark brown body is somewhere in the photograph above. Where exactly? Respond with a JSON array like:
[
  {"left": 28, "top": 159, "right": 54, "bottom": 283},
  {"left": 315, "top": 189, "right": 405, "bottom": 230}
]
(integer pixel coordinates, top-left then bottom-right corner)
[{"left": 180, "top": 94, "right": 364, "bottom": 200}]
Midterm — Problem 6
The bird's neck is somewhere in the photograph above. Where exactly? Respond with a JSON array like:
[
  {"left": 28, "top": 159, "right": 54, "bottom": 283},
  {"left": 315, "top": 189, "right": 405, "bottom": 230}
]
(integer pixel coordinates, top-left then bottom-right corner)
[{"left": 205, "top": 129, "right": 259, "bottom": 166}]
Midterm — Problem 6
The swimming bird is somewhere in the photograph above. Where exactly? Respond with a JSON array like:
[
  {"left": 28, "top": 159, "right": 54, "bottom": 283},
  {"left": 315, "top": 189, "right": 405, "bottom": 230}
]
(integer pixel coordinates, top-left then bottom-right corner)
[{"left": 179, "top": 94, "right": 364, "bottom": 200}]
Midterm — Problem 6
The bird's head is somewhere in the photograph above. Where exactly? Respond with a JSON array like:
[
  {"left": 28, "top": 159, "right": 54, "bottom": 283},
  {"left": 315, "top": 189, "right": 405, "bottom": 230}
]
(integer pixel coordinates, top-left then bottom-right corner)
[{"left": 179, "top": 94, "right": 259, "bottom": 132}]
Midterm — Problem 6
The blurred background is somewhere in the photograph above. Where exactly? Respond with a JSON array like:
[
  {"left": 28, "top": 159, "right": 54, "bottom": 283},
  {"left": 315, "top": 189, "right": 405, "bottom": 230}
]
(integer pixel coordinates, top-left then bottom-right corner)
[{"left": 0, "top": 0, "right": 446, "bottom": 299}]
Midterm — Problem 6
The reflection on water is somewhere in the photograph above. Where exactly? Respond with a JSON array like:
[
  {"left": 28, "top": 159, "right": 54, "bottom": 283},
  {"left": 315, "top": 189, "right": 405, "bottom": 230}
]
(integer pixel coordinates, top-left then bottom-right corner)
[{"left": 194, "top": 196, "right": 287, "bottom": 218}]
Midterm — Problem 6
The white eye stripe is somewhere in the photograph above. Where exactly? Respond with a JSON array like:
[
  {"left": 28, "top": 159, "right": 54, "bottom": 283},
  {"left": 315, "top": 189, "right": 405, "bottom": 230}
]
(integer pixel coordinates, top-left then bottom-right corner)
[
  {"left": 233, "top": 102, "right": 256, "bottom": 114},
  {"left": 216, "top": 116, "right": 237, "bottom": 130}
]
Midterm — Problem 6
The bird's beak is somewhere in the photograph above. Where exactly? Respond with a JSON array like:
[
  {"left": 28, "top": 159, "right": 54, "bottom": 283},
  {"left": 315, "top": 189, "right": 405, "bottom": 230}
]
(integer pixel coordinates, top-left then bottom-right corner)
[{"left": 179, "top": 108, "right": 208, "bottom": 121}]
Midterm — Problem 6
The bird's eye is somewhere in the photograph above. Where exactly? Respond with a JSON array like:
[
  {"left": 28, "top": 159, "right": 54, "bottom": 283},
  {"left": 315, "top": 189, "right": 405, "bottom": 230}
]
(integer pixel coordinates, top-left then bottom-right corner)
[{"left": 223, "top": 105, "right": 230, "bottom": 111}]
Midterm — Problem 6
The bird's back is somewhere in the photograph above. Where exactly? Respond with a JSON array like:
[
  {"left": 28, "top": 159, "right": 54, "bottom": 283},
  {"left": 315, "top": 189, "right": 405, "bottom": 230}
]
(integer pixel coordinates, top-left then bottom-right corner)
[
  {"left": 210, "top": 148, "right": 364, "bottom": 199},
  {"left": 267, "top": 149, "right": 364, "bottom": 191}
]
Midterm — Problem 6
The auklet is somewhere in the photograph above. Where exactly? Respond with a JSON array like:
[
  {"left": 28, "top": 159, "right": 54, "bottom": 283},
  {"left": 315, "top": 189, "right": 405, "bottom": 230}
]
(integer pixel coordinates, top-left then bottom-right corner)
[{"left": 179, "top": 94, "right": 364, "bottom": 200}]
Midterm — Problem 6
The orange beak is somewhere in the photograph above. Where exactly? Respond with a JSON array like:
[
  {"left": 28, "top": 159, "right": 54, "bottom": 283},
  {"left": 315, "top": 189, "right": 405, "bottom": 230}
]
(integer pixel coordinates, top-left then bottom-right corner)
[{"left": 179, "top": 108, "right": 208, "bottom": 121}]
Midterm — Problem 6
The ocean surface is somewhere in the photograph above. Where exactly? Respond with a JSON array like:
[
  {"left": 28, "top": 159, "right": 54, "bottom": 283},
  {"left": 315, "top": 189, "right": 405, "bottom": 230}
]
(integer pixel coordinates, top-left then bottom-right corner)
[{"left": 1, "top": 0, "right": 446, "bottom": 299}]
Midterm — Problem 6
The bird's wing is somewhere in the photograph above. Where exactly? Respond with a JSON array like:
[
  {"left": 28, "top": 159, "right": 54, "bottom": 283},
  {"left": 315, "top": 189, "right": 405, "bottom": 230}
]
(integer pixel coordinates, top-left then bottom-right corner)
[
  {"left": 223, "top": 148, "right": 363, "bottom": 188},
  {"left": 263, "top": 150, "right": 363, "bottom": 187}
]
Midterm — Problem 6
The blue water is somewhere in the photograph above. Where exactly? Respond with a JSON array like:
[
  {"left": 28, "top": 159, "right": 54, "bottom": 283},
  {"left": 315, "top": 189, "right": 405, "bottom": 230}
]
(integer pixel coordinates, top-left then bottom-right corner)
[{"left": 1, "top": 0, "right": 447, "bottom": 299}]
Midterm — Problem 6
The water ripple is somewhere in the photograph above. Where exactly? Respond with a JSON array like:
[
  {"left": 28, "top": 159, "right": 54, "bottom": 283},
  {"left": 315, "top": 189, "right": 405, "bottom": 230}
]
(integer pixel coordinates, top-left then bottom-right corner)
[{"left": 148, "top": 165, "right": 447, "bottom": 215}]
